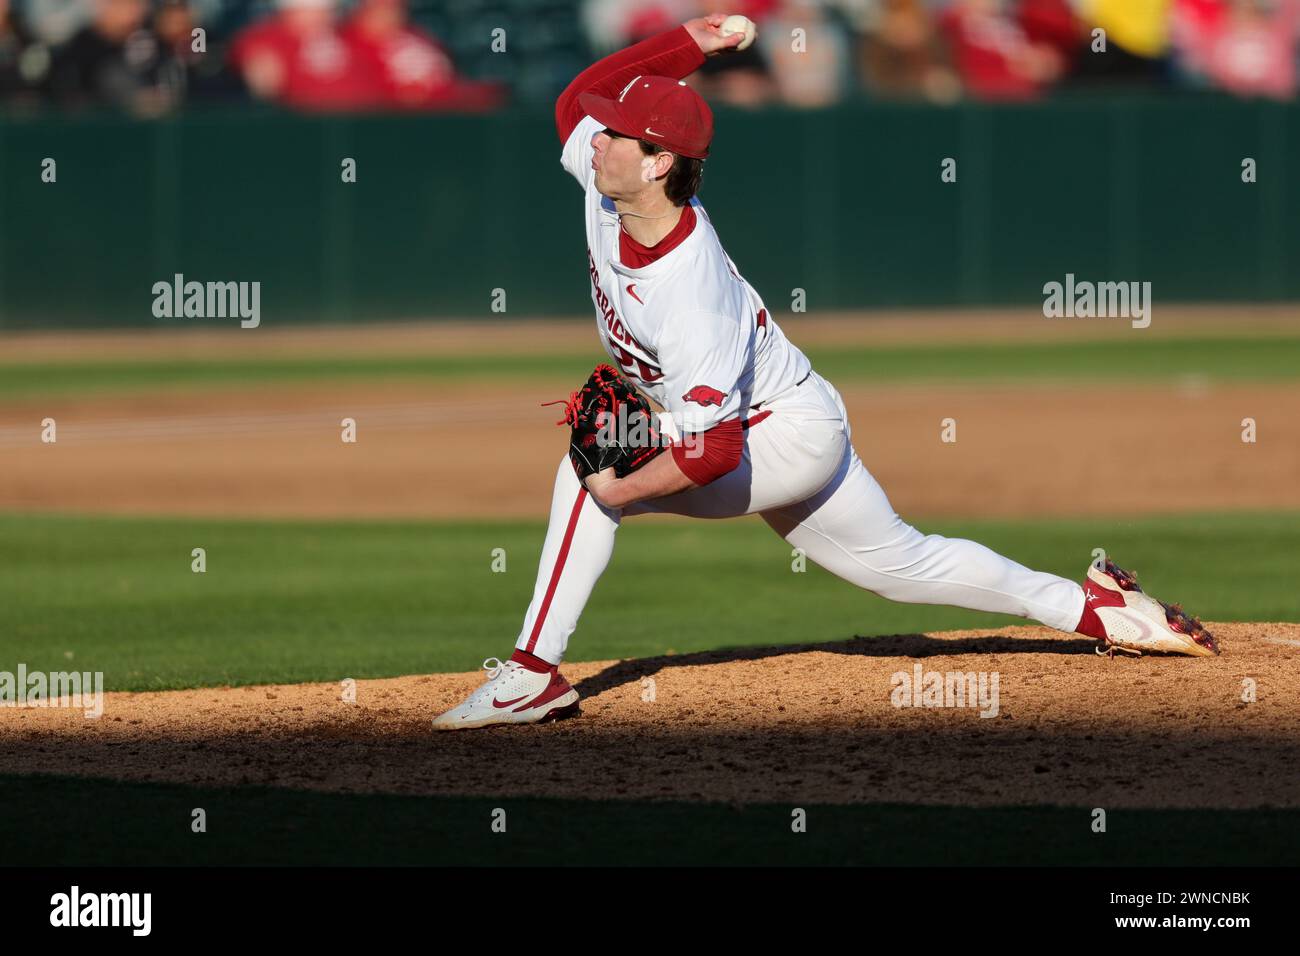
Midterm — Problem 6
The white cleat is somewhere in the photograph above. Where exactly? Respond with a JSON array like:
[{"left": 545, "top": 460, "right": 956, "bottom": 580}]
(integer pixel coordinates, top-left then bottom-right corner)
[
  {"left": 432, "top": 657, "right": 580, "bottom": 731},
  {"left": 1085, "top": 559, "right": 1220, "bottom": 658}
]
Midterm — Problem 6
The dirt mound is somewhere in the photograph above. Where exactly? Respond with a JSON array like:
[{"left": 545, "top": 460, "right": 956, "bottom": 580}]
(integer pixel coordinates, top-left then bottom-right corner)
[{"left": 3, "top": 623, "right": 1296, "bottom": 809}]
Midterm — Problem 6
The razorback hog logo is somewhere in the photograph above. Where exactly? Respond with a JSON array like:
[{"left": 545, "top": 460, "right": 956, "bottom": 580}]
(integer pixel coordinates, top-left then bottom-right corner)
[{"left": 682, "top": 385, "right": 727, "bottom": 407}]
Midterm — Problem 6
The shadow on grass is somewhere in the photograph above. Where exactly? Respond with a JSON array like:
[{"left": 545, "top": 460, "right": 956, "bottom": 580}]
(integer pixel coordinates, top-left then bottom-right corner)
[{"left": 2, "top": 772, "right": 1297, "bottom": 866}]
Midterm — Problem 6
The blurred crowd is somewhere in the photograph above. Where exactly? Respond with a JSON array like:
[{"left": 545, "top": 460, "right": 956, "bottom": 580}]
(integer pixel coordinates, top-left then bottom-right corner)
[
  {"left": 0, "top": 0, "right": 509, "bottom": 113},
  {"left": 659, "top": 0, "right": 1300, "bottom": 106},
  {"left": 1, "top": 0, "right": 1297, "bottom": 115}
]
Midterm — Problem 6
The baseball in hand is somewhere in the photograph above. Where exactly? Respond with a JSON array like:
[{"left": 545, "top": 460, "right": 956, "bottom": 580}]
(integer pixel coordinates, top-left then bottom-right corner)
[{"left": 720, "top": 15, "right": 756, "bottom": 51}]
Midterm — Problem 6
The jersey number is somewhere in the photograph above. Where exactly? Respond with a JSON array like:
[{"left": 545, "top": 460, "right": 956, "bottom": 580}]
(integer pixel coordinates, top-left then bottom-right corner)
[{"left": 612, "top": 344, "right": 663, "bottom": 384}]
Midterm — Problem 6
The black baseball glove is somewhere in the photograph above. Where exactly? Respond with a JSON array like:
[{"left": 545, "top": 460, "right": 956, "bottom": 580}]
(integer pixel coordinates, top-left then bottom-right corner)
[{"left": 545, "top": 364, "right": 666, "bottom": 480}]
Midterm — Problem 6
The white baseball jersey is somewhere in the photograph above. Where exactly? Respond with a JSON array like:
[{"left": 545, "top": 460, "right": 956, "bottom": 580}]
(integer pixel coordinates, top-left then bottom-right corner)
[
  {"left": 560, "top": 115, "right": 811, "bottom": 434},
  {"left": 509, "top": 110, "right": 1088, "bottom": 669}
]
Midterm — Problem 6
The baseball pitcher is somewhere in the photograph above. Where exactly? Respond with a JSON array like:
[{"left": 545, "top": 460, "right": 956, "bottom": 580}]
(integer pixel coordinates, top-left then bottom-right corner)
[{"left": 434, "top": 15, "right": 1218, "bottom": 730}]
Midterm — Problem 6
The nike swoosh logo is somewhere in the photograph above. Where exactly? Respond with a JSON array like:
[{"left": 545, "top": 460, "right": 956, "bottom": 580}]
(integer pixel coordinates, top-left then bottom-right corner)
[
  {"left": 645, "top": 127, "right": 664, "bottom": 137},
  {"left": 1129, "top": 613, "right": 1156, "bottom": 642},
  {"left": 1110, "top": 607, "right": 1160, "bottom": 647},
  {"left": 492, "top": 694, "right": 529, "bottom": 709},
  {"left": 626, "top": 283, "right": 644, "bottom": 304}
]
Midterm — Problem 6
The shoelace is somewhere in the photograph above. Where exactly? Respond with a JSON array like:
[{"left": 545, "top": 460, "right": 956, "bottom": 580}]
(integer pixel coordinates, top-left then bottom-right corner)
[{"left": 482, "top": 657, "right": 510, "bottom": 681}]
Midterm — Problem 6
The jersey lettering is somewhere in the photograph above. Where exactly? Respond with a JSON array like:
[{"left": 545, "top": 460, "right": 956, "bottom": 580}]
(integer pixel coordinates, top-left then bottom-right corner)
[{"left": 587, "top": 246, "right": 662, "bottom": 383}]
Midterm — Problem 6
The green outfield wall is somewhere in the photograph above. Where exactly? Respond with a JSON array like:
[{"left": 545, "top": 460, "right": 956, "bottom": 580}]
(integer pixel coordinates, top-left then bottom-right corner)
[{"left": 0, "top": 96, "right": 1296, "bottom": 329}]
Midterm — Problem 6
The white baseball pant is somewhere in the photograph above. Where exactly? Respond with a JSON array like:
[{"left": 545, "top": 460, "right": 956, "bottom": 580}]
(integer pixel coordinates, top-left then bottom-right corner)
[{"left": 515, "top": 371, "right": 1086, "bottom": 664}]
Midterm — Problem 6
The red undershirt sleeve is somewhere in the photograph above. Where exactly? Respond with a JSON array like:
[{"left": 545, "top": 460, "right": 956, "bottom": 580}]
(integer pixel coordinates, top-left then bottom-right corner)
[
  {"left": 671, "top": 417, "right": 745, "bottom": 486},
  {"left": 555, "top": 26, "right": 706, "bottom": 143}
]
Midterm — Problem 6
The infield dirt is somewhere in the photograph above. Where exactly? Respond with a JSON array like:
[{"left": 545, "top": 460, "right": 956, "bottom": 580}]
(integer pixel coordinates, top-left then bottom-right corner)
[
  {"left": 3, "top": 310, "right": 1299, "bottom": 519},
  {"left": 2, "top": 378, "right": 1297, "bottom": 519}
]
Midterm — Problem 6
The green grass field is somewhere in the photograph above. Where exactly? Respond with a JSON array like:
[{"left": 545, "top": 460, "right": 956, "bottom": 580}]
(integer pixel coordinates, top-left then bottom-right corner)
[
  {"left": 2, "top": 336, "right": 1298, "bottom": 399},
  {"left": 2, "top": 511, "right": 1297, "bottom": 691},
  {"left": 4, "top": 325, "right": 1298, "bottom": 867}
]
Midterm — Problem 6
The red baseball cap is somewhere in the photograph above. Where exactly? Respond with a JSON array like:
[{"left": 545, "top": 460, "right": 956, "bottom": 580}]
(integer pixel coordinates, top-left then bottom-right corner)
[{"left": 579, "top": 75, "right": 714, "bottom": 160}]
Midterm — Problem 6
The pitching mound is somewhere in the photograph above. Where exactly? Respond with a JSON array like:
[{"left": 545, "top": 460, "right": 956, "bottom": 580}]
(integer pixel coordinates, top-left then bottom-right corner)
[{"left": 3, "top": 623, "right": 1297, "bottom": 809}]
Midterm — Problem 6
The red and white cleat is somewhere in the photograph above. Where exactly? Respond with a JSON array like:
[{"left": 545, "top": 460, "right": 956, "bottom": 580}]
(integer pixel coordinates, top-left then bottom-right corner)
[
  {"left": 1084, "top": 559, "right": 1220, "bottom": 658},
  {"left": 432, "top": 657, "right": 580, "bottom": 731}
]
